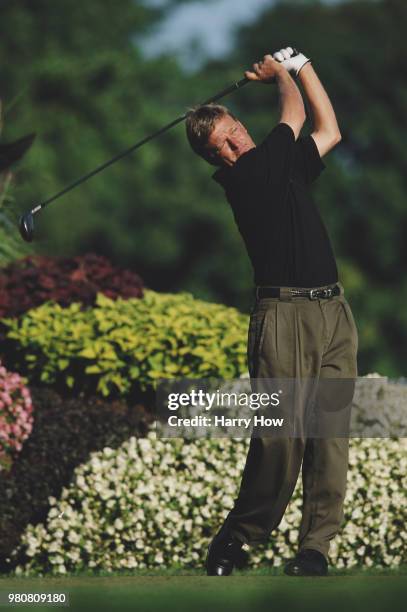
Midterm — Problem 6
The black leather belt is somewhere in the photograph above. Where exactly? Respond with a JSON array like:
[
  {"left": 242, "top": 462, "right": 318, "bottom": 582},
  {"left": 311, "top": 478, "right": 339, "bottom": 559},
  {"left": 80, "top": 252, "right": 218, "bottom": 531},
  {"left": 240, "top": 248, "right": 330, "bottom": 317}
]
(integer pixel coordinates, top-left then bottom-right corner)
[{"left": 255, "top": 284, "right": 340, "bottom": 300}]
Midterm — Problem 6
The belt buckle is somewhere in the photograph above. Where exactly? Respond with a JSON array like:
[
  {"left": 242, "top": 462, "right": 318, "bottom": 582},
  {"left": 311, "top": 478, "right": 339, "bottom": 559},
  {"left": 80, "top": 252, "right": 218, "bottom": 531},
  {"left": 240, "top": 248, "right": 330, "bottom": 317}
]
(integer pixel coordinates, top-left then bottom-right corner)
[{"left": 309, "top": 289, "right": 319, "bottom": 300}]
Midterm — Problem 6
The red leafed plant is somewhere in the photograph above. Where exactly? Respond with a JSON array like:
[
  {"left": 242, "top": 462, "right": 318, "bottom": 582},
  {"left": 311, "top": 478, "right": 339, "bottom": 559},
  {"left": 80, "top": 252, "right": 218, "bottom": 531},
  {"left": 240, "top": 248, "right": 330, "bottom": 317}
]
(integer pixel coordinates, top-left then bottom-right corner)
[
  {"left": 0, "top": 361, "right": 34, "bottom": 471},
  {"left": 0, "top": 253, "right": 143, "bottom": 317}
]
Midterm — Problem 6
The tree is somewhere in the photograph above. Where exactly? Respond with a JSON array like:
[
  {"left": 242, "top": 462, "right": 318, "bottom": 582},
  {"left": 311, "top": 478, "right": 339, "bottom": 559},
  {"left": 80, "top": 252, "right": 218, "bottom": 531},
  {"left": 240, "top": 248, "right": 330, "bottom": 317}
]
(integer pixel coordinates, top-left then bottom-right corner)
[
  {"left": 1, "top": 0, "right": 406, "bottom": 375},
  {"left": 0, "top": 0, "right": 250, "bottom": 305},
  {"left": 0, "top": 98, "right": 36, "bottom": 265}
]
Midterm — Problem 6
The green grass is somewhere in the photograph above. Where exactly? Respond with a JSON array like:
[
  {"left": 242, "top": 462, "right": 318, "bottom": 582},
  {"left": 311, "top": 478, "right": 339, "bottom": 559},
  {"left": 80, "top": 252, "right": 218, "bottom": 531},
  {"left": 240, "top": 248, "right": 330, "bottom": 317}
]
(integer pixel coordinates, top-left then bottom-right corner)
[
  {"left": 3, "top": 564, "right": 406, "bottom": 578},
  {"left": 0, "top": 568, "right": 406, "bottom": 612}
]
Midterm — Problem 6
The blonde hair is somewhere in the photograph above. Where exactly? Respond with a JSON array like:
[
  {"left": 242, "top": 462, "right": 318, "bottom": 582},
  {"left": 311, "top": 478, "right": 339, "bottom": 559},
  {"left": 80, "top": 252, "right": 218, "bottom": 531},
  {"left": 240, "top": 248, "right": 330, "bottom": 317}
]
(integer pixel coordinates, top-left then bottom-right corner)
[{"left": 185, "top": 104, "right": 237, "bottom": 165}]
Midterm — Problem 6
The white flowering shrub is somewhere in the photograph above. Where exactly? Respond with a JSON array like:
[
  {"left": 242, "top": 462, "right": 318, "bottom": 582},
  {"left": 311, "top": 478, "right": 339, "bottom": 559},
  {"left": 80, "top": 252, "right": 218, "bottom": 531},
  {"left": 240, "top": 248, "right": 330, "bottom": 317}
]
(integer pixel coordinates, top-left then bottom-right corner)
[{"left": 13, "top": 434, "right": 406, "bottom": 575}]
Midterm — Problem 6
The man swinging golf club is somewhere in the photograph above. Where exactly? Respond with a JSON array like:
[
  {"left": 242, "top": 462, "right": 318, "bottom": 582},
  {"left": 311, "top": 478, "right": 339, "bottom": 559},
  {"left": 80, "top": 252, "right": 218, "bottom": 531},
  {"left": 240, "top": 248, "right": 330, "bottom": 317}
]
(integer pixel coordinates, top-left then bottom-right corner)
[{"left": 186, "top": 47, "right": 358, "bottom": 577}]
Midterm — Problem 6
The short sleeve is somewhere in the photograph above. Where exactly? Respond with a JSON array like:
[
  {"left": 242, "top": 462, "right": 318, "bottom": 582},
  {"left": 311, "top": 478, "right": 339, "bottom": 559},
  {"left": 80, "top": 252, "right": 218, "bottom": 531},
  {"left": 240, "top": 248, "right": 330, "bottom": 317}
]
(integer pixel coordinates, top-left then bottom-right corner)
[
  {"left": 260, "top": 122, "right": 296, "bottom": 186},
  {"left": 294, "top": 135, "right": 325, "bottom": 184}
]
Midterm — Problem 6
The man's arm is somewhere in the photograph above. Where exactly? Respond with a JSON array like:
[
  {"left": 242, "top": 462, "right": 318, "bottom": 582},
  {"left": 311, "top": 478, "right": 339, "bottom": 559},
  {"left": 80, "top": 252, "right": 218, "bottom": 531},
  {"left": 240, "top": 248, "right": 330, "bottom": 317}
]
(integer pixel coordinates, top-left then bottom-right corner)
[
  {"left": 297, "top": 63, "right": 341, "bottom": 157},
  {"left": 245, "top": 55, "right": 306, "bottom": 140},
  {"left": 277, "top": 70, "right": 307, "bottom": 140}
]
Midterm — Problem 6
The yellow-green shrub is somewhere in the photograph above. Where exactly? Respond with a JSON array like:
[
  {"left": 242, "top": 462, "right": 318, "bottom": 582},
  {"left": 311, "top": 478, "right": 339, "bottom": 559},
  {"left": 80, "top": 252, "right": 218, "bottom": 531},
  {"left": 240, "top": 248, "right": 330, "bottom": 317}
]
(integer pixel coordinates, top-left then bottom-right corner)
[{"left": 1, "top": 290, "right": 248, "bottom": 398}]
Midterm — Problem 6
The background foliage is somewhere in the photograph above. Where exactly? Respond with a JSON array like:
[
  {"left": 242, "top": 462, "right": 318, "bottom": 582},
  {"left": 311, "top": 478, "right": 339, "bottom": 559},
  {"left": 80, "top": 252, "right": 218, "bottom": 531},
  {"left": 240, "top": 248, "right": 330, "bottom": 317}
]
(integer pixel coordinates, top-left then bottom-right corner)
[
  {"left": 0, "top": 361, "right": 33, "bottom": 472},
  {"left": 10, "top": 434, "right": 407, "bottom": 575},
  {"left": 0, "top": 290, "right": 248, "bottom": 398},
  {"left": 0, "top": 253, "right": 143, "bottom": 318},
  {"left": 0, "top": 0, "right": 406, "bottom": 375},
  {"left": 0, "top": 385, "right": 150, "bottom": 570}
]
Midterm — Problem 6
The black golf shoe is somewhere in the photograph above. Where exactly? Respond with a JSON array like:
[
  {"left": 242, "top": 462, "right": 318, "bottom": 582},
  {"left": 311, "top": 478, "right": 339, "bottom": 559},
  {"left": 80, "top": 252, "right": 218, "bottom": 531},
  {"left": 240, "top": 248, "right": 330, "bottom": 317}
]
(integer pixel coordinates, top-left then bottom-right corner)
[
  {"left": 284, "top": 548, "right": 328, "bottom": 576},
  {"left": 206, "top": 524, "right": 243, "bottom": 576}
]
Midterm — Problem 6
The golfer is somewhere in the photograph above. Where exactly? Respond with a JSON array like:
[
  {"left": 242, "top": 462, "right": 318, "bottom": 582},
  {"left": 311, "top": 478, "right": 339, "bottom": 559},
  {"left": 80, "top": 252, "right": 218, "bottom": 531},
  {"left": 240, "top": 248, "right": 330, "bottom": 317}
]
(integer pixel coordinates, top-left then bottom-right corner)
[{"left": 186, "top": 48, "right": 358, "bottom": 576}]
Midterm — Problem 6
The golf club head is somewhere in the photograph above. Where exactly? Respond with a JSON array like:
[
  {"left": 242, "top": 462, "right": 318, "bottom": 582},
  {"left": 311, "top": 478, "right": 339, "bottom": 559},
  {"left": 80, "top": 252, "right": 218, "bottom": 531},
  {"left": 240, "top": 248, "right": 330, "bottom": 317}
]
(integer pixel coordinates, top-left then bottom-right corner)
[{"left": 19, "top": 211, "right": 34, "bottom": 242}]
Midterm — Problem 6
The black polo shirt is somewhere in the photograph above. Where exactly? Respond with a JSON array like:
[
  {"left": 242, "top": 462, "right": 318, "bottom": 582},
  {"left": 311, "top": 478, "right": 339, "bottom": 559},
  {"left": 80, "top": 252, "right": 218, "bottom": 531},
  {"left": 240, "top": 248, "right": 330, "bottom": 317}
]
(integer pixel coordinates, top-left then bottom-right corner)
[{"left": 212, "top": 122, "right": 338, "bottom": 288}]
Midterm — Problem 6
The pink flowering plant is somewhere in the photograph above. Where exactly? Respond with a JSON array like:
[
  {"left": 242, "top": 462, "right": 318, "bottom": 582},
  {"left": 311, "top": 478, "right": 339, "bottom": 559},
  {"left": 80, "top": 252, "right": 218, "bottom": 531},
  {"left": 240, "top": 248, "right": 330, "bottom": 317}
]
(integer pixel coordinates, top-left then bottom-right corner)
[{"left": 0, "top": 361, "right": 34, "bottom": 471}]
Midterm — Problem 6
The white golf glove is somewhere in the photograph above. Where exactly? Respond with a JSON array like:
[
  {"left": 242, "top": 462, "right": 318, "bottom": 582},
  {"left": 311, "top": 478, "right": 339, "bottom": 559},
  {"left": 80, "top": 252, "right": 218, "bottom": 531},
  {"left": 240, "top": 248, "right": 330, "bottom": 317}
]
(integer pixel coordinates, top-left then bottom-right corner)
[{"left": 273, "top": 47, "right": 311, "bottom": 77}]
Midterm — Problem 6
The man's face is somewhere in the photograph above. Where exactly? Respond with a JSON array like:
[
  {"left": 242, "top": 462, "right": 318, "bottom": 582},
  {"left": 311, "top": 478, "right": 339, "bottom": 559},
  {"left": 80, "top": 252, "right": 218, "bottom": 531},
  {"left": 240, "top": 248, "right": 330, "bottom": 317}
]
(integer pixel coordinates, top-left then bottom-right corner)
[{"left": 205, "top": 114, "right": 255, "bottom": 167}]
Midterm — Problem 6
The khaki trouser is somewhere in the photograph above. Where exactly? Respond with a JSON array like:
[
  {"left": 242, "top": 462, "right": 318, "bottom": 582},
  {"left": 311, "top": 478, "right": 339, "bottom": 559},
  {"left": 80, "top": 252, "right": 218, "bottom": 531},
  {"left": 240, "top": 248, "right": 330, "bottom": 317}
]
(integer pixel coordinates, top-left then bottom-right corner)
[{"left": 226, "top": 283, "right": 358, "bottom": 559}]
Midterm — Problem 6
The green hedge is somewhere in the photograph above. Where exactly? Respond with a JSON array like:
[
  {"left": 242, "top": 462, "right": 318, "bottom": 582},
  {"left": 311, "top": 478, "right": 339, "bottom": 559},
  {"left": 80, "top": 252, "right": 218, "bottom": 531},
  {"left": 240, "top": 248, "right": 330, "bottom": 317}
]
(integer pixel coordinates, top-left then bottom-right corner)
[
  {"left": 11, "top": 434, "right": 407, "bottom": 575},
  {"left": 1, "top": 290, "right": 248, "bottom": 398}
]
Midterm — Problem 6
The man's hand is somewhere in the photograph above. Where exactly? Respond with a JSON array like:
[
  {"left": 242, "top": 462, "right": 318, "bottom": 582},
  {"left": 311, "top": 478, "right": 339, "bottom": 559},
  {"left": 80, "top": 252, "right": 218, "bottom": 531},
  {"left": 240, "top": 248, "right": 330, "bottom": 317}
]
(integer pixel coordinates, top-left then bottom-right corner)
[
  {"left": 244, "top": 52, "right": 306, "bottom": 140},
  {"left": 273, "top": 47, "right": 311, "bottom": 77},
  {"left": 244, "top": 54, "right": 285, "bottom": 83}
]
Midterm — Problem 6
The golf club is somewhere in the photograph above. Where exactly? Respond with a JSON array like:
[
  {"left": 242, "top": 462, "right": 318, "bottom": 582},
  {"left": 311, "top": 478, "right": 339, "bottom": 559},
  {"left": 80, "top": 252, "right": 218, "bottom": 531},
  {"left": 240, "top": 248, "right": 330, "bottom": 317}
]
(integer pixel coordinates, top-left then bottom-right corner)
[{"left": 19, "top": 77, "right": 250, "bottom": 242}]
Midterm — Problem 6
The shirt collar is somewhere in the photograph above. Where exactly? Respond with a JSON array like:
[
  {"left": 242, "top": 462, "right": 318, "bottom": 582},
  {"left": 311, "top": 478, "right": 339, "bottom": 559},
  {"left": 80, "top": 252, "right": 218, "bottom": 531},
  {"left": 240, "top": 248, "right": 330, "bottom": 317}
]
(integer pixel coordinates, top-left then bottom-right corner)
[{"left": 211, "top": 146, "right": 256, "bottom": 186}]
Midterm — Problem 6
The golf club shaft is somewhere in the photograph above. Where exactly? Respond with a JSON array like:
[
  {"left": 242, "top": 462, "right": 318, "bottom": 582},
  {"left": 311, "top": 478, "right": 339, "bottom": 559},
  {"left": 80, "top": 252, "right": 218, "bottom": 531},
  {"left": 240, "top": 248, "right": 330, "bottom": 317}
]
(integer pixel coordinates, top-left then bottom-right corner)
[{"left": 32, "top": 77, "right": 250, "bottom": 214}]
